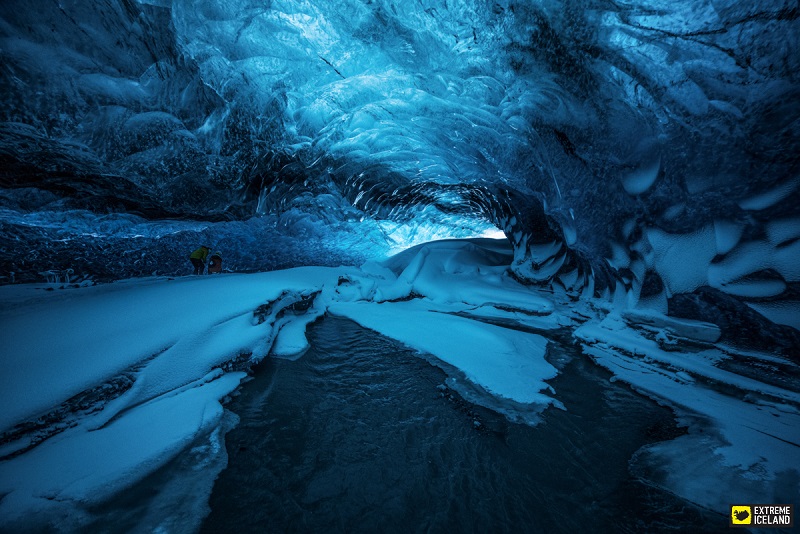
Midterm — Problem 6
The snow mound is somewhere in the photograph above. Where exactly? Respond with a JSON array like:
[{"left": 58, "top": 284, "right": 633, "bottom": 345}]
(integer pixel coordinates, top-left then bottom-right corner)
[{"left": 1, "top": 238, "right": 797, "bottom": 527}]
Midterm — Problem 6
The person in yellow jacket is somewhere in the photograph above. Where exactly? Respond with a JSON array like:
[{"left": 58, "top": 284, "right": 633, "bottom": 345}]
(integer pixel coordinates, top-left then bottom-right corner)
[{"left": 189, "top": 245, "right": 211, "bottom": 275}]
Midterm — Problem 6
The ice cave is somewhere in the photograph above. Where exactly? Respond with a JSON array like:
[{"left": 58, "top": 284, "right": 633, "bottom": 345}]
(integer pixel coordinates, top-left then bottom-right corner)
[{"left": 0, "top": 0, "right": 798, "bottom": 531}]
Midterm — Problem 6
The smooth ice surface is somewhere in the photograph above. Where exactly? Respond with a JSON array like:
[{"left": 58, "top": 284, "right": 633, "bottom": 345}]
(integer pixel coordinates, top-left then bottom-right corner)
[{"left": 646, "top": 226, "right": 717, "bottom": 295}]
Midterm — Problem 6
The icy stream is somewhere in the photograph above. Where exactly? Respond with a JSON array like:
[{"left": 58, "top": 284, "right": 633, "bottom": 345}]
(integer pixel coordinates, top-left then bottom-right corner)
[
  {"left": 200, "top": 317, "right": 722, "bottom": 533},
  {"left": 1, "top": 239, "right": 797, "bottom": 532}
]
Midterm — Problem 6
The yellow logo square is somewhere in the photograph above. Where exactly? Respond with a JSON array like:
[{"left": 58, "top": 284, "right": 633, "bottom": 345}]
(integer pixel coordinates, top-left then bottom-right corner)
[{"left": 731, "top": 506, "right": 752, "bottom": 525}]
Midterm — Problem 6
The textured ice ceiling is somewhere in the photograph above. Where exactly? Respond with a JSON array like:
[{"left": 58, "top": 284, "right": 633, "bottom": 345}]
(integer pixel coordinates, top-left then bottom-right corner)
[{"left": 1, "top": 0, "right": 798, "bottom": 332}]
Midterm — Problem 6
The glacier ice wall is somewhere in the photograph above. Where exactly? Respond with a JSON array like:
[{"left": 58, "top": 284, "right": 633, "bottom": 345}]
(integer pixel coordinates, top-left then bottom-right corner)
[{"left": 1, "top": 0, "right": 798, "bottom": 336}]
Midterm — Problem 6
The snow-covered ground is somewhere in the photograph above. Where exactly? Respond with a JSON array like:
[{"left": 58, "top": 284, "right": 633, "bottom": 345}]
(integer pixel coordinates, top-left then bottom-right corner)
[{"left": 0, "top": 238, "right": 798, "bottom": 530}]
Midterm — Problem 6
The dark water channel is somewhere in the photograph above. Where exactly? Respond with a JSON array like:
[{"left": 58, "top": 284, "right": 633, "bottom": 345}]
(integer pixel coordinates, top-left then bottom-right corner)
[{"left": 201, "top": 316, "right": 726, "bottom": 533}]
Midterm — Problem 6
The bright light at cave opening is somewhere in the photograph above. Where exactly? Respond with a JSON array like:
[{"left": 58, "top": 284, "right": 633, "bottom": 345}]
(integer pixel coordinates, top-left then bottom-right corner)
[{"left": 378, "top": 213, "right": 506, "bottom": 256}]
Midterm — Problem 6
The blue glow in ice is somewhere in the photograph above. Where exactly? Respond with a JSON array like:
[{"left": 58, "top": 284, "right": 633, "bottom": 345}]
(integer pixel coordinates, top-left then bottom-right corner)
[{"left": 0, "top": 0, "right": 797, "bottom": 320}]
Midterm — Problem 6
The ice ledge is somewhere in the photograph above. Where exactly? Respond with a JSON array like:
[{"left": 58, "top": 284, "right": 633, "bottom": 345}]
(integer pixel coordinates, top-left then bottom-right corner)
[{"left": 575, "top": 312, "right": 800, "bottom": 512}]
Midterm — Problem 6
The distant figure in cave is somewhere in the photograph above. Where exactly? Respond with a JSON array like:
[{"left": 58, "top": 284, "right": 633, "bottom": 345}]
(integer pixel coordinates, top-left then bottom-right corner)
[
  {"left": 207, "top": 251, "right": 223, "bottom": 274},
  {"left": 189, "top": 245, "right": 211, "bottom": 275}
]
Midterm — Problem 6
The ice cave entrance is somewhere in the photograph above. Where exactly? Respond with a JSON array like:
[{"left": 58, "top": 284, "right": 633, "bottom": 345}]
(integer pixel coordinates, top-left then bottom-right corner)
[{"left": 377, "top": 211, "right": 506, "bottom": 256}]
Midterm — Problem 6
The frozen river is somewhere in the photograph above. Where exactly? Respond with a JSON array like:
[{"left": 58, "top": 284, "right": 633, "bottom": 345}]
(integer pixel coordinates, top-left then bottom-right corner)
[{"left": 199, "top": 317, "right": 723, "bottom": 533}]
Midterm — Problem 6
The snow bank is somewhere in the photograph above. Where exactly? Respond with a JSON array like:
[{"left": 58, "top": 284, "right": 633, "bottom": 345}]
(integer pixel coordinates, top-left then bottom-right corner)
[
  {"left": 330, "top": 239, "right": 561, "bottom": 420},
  {"left": 0, "top": 269, "right": 336, "bottom": 530},
  {"left": 1, "top": 238, "right": 797, "bottom": 528},
  {"left": 0, "top": 239, "right": 565, "bottom": 527},
  {"left": 0, "top": 270, "right": 334, "bottom": 433},
  {"left": 375, "top": 238, "right": 553, "bottom": 314},
  {"left": 575, "top": 313, "right": 800, "bottom": 511},
  {"left": 0, "top": 371, "right": 243, "bottom": 530},
  {"left": 331, "top": 300, "right": 558, "bottom": 415}
]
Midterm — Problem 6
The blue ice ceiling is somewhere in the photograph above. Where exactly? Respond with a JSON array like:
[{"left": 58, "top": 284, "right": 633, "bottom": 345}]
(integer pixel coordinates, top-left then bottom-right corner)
[{"left": 1, "top": 0, "right": 798, "bottom": 327}]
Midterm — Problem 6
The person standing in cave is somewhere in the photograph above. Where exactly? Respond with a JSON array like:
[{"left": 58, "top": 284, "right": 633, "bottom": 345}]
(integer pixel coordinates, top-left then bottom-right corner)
[
  {"left": 207, "top": 251, "right": 223, "bottom": 274},
  {"left": 189, "top": 245, "right": 211, "bottom": 275}
]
